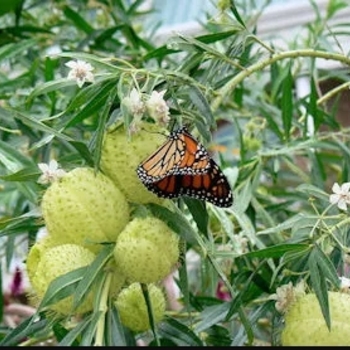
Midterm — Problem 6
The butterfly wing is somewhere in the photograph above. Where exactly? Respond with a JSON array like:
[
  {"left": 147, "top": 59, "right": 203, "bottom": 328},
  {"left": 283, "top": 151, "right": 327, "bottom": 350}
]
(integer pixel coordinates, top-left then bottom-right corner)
[
  {"left": 180, "top": 159, "right": 233, "bottom": 207},
  {"left": 142, "top": 173, "right": 182, "bottom": 199},
  {"left": 143, "top": 159, "right": 233, "bottom": 208},
  {"left": 137, "top": 127, "right": 211, "bottom": 184}
]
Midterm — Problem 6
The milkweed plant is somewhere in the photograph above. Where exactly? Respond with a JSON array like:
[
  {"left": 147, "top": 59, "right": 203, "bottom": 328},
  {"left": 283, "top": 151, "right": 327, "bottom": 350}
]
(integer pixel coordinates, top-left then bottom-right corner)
[{"left": 1, "top": 0, "right": 350, "bottom": 346}]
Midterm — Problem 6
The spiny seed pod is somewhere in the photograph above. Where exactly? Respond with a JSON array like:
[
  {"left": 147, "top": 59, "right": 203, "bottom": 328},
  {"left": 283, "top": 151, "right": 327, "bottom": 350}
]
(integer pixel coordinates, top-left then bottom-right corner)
[
  {"left": 115, "top": 282, "right": 166, "bottom": 332},
  {"left": 114, "top": 217, "right": 179, "bottom": 283},
  {"left": 100, "top": 122, "right": 167, "bottom": 204},
  {"left": 26, "top": 234, "right": 58, "bottom": 282},
  {"left": 41, "top": 167, "right": 130, "bottom": 252},
  {"left": 281, "top": 291, "right": 350, "bottom": 346},
  {"left": 28, "top": 243, "right": 95, "bottom": 315}
]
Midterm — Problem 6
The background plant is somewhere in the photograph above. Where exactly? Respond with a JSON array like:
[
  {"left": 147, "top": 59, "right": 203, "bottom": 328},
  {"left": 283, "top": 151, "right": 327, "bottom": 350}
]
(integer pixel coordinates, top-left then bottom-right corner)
[{"left": 1, "top": 0, "right": 350, "bottom": 346}]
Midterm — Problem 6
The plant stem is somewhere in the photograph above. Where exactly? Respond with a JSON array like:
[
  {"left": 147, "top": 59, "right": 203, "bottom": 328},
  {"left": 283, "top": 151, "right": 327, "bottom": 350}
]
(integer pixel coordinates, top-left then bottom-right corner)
[
  {"left": 141, "top": 283, "right": 161, "bottom": 346},
  {"left": 94, "top": 272, "right": 112, "bottom": 346},
  {"left": 211, "top": 49, "right": 350, "bottom": 111}
]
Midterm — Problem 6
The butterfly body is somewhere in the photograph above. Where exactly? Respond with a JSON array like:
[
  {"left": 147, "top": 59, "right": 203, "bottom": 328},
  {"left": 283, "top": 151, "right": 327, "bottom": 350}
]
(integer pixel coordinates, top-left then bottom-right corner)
[{"left": 137, "top": 127, "right": 233, "bottom": 208}]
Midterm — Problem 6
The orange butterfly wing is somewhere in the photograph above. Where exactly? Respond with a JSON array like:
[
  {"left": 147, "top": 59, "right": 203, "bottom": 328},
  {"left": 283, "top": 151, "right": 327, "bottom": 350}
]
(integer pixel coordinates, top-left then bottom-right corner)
[
  {"left": 137, "top": 127, "right": 211, "bottom": 183},
  {"left": 137, "top": 127, "right": 233, "bottom": 207},
  {"left": 142, "top": 159, "right": 233, "bottom": 208}
]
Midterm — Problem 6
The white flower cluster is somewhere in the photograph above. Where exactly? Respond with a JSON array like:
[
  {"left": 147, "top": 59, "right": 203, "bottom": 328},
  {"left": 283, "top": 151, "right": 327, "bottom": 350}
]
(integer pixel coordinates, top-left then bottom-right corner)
[
  {"left": 123, "top": 88, "right": 170, "bottom": 132},
  {"left": 269, "top": 281, "right": 305, "bottom": 313}
]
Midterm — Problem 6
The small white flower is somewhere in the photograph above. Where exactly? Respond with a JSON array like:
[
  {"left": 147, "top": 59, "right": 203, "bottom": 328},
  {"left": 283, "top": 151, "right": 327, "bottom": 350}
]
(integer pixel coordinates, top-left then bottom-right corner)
[
  {"left": 146, "top": 90, "right": 170, "bottom": 126},
  {"left": 329, "top": 182, "right": 350, "bottom": 211},
  {"left": 65, "top": 60, "right": 94, "bottom": 88},
  {"left": 123, "top": 88, "right": 145, "bottom": 118},
  {"left": 269, "top": 281, "right": 305, "bottom": 313},
  {"left": 37, "top": 159, "right": 66, "bottom": 185}
]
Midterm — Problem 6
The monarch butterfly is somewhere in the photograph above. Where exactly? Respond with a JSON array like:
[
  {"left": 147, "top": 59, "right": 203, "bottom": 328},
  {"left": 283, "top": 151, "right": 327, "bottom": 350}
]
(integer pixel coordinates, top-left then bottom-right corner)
[{"left": 137, "top": 127, "right": 233, "bottom": 208}]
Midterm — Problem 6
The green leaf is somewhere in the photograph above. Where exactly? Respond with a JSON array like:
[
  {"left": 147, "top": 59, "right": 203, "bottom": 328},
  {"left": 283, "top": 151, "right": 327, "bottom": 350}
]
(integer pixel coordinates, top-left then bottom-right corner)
[
  {"left": 146, "top": 204, "right": 197, "bottom": 245},
  {"left": 0, "top": 315, "right": 47, "bottom": 346},
  {"left": 57, "top": 52, "right": 124, "bottom": 72},
  {"left": 188, "top": 85, "right": 215, "bottom": 129},
  {"left": 205, "top": 325, "right": 232, "bottom": 346},
  {"left": 68, "top": 141, "right": 95, "bottom": 167},
  {"left": 72, "top": 245, "right": 113, "bottom": 310},
  {"left": 306, "top": 77, "right": 321, "bottom": 131},
  {"left": 27, "top": 78, "right": 78, "bottom": 102},
  {"left": 64, "top": 80, "right": 116, "bottom": 129},
  {"left": 178, "top": 34, "right": 234, "bottom": 62},
  {"left": 0, "top": 212, "right": 41, "bottom": 236},
  {"left": 38, "top": 266, "right": 87, "bottom": 311},
  {"left": 257, "top": 214, "right": 305, "bottom": 236},
  {"left": 59, "top": 315, "right": 93, "bottom": 346},
  {"left": 63, "top": 5, "right": 94, "bottom": 34},
  {"left": 240, "top": 243, "right": 310, "bottom": 259},
  {"left": 9, "top": 109, "right": 72, "bottom": 142},
  {"left": 196, "top": 30, "right": 241, "bottom": 44},
  {"left": 158, "top": 317, "right": 204, "bottom": 346},
  {"left": 312, "top": 244, "right": 340, "bottom": 288},
  {"left": 183, "top": 198, "right": 208, "bottom": 236},
  {"left": 308, "top": 246, "right": 331, "bottom": 330},
  {"left": 105, "top": 304, "right": 129, "bottom": 346},
  {"left": 0, "top": 39, "right": 36, "bottom": 62},
  {"left": 194, "top": 302, "right": 231, "bottom": 333},
  {"left": 0, "top": 139, "right": 33, "bottom": 173},
  {"left": 281, "top": 64, "right": 293, "bottom": 141},
  {"left": 80, "top": 311, "right": 102, "bottom": 346},
  {"left": 296, "top": 183, "right": 329, "bottom": 201},
  {"left": 177, "top": 253, "right": 191, "bottom": 312},
  {"left": 0, "top": 166, "right": 40, "bottom": 182},
  {"left": 229, "top": 1, "right": 246, "bottom": 29},
  {"left": 143, "top": 46, "right": 180, "bottom": 61},
  {"left": 326, "top": 0, "right": 348, "bottom": 19},
  {"left": 52, "top": 323, "right": 79, "bottom": 346},
  {"left": 89, "top": 85, "right": 119, "bottom": 169}
]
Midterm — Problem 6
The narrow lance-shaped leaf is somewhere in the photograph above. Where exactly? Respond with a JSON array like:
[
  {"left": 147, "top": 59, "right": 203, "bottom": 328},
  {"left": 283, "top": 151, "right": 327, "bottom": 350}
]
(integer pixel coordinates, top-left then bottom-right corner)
[
  {"left": 59, "top": 315, "right": 93, "bottom": 346},
  {"left": 72, "top": 245, "right": 114, "bottom": 310},
  {"left": 63, "top": 5, "right": 94, "bottom": 34},
  {"left": 90, "top": 86, "right": 119, "bottom": 170},
  {"left": 189, "top": 85, "right": 215, "bottom": 129},
  {"left": 281, "top": 63, "right": 293, "bottom": 141},
  {"left": 105, "top": 304, "right": 128, "bottom": 346},
  {"left": 37, "top": 266, "right": 87, "bottom": 311},
  {"left": 158, "top": 317, "right": 204, "bottom": 346},
  {"left": 308, "top": 247, "right": 331, "bottom": 330}
]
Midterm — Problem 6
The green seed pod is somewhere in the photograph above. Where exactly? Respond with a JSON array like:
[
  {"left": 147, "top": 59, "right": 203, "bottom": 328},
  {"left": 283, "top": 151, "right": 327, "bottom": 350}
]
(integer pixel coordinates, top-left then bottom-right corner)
[
  {"left": 29, "top": 243, "right": 96, "bottom": 315},
  {"left": 41, "top": 167, "right": 130, "bottom": 252},
  {"left": 115, "top": 282, "right": 166, "bottom": 332},
  {"left": 26, "top": 234, "right": 59, "bottom": 282},
  {"left": 100, "top": 122, "right": 168, "bottom": 204},
  {"left": 114, "top": 217, "right": 179, "bottom": 283},
  {"left": 281, "top": 291, "right": 350, "bottom": 346}
]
